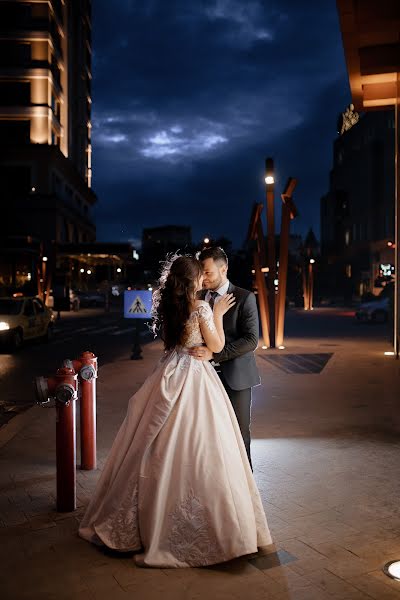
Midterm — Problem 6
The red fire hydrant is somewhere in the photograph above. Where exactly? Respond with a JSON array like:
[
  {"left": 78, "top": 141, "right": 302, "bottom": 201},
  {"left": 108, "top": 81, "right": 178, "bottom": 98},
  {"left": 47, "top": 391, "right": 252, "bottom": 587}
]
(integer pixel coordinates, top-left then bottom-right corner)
[
  {"left": 69, "top": 351, "right": 98, "bottom": 471},
  {"left": 34, "top": 367, "right": 78, "bottom": 512}
]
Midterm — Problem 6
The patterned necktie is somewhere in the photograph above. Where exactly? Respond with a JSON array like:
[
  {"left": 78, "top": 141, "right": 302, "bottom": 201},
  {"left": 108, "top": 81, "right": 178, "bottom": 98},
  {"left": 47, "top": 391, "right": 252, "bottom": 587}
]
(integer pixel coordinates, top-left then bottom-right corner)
[{"left": 209, "top": 291, "right": 219, "bottom": 310}]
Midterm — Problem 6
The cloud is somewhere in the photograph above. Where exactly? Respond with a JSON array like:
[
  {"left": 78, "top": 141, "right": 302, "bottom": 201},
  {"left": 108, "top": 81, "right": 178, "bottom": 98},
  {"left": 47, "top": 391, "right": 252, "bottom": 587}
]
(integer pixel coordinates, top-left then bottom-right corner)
[{"left": 91, "top": 0, "right": 350, "bottom": 245}]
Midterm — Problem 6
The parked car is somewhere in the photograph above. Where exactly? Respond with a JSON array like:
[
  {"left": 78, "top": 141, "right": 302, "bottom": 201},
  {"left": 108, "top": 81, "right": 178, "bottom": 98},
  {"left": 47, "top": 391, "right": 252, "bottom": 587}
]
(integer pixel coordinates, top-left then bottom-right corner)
[
  {"left": 47, "top": 289, "right": 80, "bottom": 311},
  {"left": 75, "top": 290, "right": 105, "bottom": 307},
  {"left": 355, "top": 283, "right": 393, "bottom": 323},
  {"left": 70, "top": 289, "right": 80, "bottom": 311},
  {"left": 0, "top": 296, "right": 55, "bottom": 351}
]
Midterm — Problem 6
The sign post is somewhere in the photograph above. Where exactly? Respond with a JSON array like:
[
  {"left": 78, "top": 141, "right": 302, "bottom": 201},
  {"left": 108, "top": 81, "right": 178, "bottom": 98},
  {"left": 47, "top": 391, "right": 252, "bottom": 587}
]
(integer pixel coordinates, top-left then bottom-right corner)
[{"left": 124, "top": 290, "right": 153, "bottom": 360}]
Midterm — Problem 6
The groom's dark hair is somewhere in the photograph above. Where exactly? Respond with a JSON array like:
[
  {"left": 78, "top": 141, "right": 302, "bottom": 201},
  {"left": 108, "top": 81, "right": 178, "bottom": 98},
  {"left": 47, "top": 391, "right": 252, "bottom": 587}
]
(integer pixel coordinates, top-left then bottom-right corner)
[{"left": 198, "top": 246, "right": 228, "bottom": 266}]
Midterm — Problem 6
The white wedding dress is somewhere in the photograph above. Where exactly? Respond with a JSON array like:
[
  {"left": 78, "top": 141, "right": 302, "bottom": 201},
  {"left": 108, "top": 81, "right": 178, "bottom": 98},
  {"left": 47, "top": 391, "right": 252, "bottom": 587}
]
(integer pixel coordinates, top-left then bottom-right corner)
[{"left": 79, "top": 302, "right": 272, "bottom": 567}]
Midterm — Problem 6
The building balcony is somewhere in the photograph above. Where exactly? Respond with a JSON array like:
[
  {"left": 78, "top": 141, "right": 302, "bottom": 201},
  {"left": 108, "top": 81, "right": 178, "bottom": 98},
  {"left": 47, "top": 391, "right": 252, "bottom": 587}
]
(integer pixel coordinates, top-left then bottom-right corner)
[
  {"left": 0, "top": 27, "right": 63, "bottom": 61},
  {"left": 0, "top": 65, "right": 63, "bottom": 96}
]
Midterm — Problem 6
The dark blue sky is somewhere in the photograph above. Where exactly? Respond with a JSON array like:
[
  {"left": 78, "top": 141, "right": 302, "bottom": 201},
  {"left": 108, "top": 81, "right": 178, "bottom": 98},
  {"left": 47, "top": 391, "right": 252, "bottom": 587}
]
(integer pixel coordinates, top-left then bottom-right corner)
[{"left": 91, "top": 0, "right": 350, "bottom": 248}]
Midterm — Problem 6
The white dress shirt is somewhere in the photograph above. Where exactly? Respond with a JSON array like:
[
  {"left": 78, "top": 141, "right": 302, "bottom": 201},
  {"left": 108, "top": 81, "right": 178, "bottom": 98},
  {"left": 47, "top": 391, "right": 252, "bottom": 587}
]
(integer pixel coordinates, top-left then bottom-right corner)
[
  {"left": 205, "top": 280, "right": 230, "bottom": 305},
  {"left": 205, "top": 280, "right": 230, "bottom": 367}
]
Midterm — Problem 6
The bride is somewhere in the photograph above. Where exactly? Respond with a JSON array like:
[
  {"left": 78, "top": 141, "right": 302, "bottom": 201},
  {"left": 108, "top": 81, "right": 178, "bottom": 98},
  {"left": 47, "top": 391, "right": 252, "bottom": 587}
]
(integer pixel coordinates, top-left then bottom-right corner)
[{"left": 79, "top": 254, "right": 272, "bottom": 567}]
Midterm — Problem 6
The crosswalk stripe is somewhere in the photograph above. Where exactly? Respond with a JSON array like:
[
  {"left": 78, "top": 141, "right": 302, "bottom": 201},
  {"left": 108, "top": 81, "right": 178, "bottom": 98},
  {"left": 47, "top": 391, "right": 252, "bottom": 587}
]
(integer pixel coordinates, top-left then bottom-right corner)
[
  {"left": 92, "top": 325, "right": 119, "bottom": 334},
  {"left": 111, "top": 327, "right": 136, "bottom": 336},
  {"left": 53, "top": 326, "right": 90, "bottom": 334}
]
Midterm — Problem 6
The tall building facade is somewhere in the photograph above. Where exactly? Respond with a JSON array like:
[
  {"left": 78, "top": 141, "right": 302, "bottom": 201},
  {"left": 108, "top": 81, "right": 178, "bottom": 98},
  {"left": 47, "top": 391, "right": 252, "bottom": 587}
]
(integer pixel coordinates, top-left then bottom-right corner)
[
  {"left": 0, "top": 0, "right": 96, "bottom": 295},
  {"left": 320, "top": 108, "right": 395, "bottom": 298}
]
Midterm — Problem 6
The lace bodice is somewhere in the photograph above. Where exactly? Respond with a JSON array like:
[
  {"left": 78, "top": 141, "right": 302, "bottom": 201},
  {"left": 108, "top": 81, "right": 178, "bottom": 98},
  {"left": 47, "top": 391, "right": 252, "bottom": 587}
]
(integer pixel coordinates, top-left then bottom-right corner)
[{"left": 181, "top": 301, "right": 216, "bottom": 348}]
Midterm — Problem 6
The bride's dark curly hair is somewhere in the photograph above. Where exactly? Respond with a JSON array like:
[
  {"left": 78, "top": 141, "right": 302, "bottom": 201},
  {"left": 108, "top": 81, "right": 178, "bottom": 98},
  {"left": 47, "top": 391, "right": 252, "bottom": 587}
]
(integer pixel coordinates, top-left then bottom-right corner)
[{"left": 151, "top": 254, "right": 203, "bottom": 350}]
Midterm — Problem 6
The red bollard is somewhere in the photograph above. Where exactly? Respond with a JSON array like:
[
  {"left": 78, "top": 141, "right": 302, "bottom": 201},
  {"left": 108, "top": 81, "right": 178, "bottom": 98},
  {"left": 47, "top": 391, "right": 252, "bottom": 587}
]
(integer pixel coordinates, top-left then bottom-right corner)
[
  {"left": 34, "top": 367, "right": 78, "bottom": 512},
  {"left": 71, "top": 351, "right": 98, "bottom": 471}
]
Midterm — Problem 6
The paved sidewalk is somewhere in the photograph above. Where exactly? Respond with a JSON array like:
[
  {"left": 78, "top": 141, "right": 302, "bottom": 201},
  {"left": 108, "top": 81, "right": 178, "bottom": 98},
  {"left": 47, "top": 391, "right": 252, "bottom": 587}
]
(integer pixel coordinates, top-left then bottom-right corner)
[{"left": 1, "top": 310, "right": 400, "bottom": 599}]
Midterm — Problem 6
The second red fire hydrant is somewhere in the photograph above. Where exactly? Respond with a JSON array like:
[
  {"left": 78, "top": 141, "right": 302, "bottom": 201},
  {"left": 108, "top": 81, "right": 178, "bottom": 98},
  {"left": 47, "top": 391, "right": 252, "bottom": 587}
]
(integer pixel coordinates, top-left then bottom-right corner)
[{"left": 69, "top": 351, "right": 98, "bottom": 471}]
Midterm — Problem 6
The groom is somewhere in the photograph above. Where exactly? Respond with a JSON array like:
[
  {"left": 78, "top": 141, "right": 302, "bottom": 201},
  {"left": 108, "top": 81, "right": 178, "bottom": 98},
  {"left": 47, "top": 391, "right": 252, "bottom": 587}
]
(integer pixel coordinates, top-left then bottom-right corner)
[{"left": 189, "top": 246, "right": 260, "bottom": 468}]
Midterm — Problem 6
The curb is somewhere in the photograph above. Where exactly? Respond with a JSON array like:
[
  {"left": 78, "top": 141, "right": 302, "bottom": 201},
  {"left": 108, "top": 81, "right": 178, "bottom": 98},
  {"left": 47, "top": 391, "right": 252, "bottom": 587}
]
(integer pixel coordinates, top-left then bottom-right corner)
[{"left": 0, "top": 404, "right": 40, "bottom": 450}]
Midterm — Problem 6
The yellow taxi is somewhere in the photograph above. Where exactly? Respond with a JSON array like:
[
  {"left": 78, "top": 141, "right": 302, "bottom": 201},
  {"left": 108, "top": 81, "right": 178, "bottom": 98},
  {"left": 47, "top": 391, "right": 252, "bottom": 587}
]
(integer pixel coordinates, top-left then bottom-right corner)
[{"left": 0, "top": 295, "right": 55, "bottom": 351}]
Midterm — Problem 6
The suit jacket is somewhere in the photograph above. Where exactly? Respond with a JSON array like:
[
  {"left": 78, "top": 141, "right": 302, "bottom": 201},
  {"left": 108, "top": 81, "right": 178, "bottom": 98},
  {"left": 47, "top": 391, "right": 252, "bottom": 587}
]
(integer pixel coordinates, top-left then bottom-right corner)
[{"left": 201, "top": 283, "right": 260, "bottom": 391}]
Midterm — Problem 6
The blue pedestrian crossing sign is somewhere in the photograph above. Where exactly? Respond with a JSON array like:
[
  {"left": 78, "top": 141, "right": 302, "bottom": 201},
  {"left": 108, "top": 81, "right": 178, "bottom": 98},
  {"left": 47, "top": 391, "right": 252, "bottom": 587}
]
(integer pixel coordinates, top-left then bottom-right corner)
[{"left": 124, "top": 290, "right": 153, "bottom": 319}]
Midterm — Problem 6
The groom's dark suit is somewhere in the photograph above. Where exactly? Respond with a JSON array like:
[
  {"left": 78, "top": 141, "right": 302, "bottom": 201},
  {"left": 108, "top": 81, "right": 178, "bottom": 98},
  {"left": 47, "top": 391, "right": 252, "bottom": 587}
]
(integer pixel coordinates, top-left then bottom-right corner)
[{"left": 202, "top": 282, "right": 260, "bottom": 467}]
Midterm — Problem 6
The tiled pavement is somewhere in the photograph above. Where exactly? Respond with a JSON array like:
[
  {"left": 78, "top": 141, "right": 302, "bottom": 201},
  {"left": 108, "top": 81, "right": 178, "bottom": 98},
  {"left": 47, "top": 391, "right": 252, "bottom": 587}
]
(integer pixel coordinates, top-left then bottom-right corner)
[{"left": 1, "top": 317, "right": 400, "bottom": 599}]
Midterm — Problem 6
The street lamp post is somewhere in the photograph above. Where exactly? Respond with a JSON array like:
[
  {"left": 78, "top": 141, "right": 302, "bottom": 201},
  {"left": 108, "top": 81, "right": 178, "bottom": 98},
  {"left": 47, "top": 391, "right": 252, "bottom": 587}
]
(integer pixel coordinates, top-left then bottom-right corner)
[
  {"left": 42, "top": 256, "right": 48, "bottom": 304},
  {"left": 247, "top": 203, "right": 270, "bottom": 348},
  {"left": 276, "top": 178, "right": 297, "bottom": 348},
  {"left": 265, "top": 157, "right": 276, "bottom": 348},
  {"left": 309, "top": 259, "right": 315, "bottom": 310}
]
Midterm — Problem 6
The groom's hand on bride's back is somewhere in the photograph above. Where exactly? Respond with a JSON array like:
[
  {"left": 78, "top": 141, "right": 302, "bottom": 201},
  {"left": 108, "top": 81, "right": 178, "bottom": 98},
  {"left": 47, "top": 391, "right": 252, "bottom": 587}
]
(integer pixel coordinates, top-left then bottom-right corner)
[{"left": 188, "top": 347, "right": 214, "bottom": 361}]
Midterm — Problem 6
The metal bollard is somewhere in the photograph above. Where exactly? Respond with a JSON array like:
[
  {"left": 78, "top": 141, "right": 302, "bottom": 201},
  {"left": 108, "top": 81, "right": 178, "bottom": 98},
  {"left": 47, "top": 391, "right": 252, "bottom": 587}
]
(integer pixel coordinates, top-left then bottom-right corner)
[
  {"left": 34, "top": 367, "right": 78, "bottom": 512},
  {"left": 69, "top": 352, "right": 98, "bottom": 471},
  {"left": 131, "top": 321, "right": 143, "bottom": 360}
]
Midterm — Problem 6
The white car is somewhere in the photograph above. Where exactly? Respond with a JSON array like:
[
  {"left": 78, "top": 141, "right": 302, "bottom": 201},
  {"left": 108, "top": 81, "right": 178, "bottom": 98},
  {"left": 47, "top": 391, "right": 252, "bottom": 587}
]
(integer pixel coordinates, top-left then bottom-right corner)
[{"left": 0, "top": 296, "right": 55, "bottom": 350}]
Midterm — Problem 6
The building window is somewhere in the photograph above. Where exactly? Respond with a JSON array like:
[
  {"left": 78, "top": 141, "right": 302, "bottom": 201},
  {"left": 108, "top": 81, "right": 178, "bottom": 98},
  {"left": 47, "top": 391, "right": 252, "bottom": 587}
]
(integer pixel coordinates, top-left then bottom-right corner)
[
  {"left": 346, "top": 264, "right": 352, "bottom": 278},
  {"left": 345, "top": 230, "right": 350, "bottom": 246},
  {"left": 51, "top": 130, "right": 60, "bottom": 147},
  {"left": 1, "top": 3, "right": 31, "bottom": 26},
  {"left": 0, "top": 41, "right": 31, "bottom": 66},
  {"left": 0, "top": 82, "right": 30, "bottom": 105},
  {"left": 0, "top": 120, "right": 30, "bottom": 144},
  {"left": 51, "top": 55, "right": 61, "bottom": 87}
]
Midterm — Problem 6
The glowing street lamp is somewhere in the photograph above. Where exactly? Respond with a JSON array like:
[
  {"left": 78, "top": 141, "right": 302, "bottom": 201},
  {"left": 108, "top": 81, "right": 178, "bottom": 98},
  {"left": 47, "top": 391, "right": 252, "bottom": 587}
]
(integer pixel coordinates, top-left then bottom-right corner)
[
  {"left": 204, "top": 237, "right": 210, "bottom": 244},
  {"left": 117, "top": 267, "right": 122, "bottom": 273}
]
